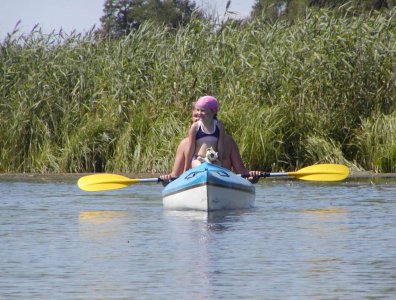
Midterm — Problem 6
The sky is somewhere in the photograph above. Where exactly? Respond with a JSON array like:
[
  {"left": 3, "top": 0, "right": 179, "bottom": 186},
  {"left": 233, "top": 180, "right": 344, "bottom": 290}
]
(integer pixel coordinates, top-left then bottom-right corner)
[{"left": 0, "top": 0, "right": 256, "bottom": 40}]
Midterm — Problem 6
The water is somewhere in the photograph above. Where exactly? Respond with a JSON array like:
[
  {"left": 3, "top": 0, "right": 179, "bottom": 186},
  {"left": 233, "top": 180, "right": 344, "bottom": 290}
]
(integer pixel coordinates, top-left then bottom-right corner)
[{"left": 1, "top": 176, "right": 396, "bottom": 299}]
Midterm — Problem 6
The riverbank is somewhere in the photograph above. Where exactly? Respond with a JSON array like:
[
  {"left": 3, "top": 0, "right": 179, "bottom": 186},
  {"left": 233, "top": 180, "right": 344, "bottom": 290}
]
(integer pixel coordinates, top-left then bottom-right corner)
[{"left": 1, "top": 171, "right": 396, "bottom": 184}]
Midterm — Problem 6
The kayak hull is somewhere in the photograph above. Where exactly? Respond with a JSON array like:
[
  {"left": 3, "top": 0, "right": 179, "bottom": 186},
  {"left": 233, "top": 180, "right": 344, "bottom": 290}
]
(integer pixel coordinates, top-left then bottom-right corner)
[{"left": 162, "top": 163, "right": 255, "bottom": 211}]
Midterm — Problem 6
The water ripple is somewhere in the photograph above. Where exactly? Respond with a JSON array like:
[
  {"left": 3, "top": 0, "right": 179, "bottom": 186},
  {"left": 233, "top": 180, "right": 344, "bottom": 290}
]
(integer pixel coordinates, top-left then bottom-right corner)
[{"left": 0, "top": 179, "right": 395, "bottom": 299}]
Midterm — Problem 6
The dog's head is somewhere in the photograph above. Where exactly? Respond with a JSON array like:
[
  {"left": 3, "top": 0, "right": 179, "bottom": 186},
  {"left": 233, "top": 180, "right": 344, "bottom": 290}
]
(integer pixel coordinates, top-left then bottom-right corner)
[{"left": 205, "top": 147, "right": 218, "bottom": 162}]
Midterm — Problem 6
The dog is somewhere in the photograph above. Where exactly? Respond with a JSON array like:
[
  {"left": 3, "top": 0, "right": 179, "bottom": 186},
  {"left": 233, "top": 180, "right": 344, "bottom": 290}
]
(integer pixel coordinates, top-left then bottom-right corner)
[{"left": 204, "top": 147, "right": 219, "bottom": 163}]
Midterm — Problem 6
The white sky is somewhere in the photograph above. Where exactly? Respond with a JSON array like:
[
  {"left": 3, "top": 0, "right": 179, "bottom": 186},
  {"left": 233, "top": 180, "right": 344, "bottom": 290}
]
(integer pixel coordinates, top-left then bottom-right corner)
[{"left": 0, "top": 0, "right": 255, "bottom": 40}]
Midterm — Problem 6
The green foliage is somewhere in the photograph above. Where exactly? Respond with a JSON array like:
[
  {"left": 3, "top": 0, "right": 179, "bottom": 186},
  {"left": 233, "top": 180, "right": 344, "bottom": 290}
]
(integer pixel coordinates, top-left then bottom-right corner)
[
  {"left": 100, "top": 0, "right": 199, "bottom": 38},
  {"left": 250, "top": 0, "right": 396, "bottom": 22},
  {"left": 1, "top": 8, "right": 396, "bottom": 173},
  {"left": 352, "top": 113, "right": 396, "bottom": 172}
]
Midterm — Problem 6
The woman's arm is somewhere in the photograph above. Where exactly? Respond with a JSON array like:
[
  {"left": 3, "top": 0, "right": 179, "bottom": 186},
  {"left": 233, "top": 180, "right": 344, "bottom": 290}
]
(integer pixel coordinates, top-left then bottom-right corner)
[
  {"left": 184, "top": 123, "right": 198, "bottom": 171},
  {"left": 170, "top": 138, "right": 188, "bottom": 177},
  {"left": 228, "top": 136, "right": 261, "bottom": 183},
  {"left": 228, "top": 136, "right": 249, "bottom": 174},
  {"left": 217, "top": 120, "right": 225, "bottom": 163}
]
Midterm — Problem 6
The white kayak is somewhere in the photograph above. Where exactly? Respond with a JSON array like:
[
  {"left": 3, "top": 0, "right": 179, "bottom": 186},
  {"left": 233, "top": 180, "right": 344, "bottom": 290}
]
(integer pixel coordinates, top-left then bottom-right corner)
[{"left": 162, "top": 162, "right": 255, "bottom": 211}]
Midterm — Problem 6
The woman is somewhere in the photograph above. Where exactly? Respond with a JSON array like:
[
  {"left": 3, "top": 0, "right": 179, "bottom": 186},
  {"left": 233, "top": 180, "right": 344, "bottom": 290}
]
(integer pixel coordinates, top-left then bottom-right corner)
[
  {"left": 162, "top": 100, "right": 261, "bottom": 182},
  {"left": 184, "top": 96, "right": 224, "bottom": 170}
]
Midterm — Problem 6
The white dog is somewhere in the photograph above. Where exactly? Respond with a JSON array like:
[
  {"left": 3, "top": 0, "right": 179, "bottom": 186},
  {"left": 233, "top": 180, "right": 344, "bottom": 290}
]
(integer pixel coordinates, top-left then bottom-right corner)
[{"left": 204, "top": 147, "right": 219, "bottom": 164}]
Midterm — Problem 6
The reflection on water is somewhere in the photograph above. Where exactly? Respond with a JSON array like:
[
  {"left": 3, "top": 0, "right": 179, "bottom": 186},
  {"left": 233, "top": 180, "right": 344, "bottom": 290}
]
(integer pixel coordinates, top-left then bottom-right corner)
[
  {"left": 0, "top": 179, "right": 396, "bottom": 299},
  {"left": 303, "top": 207, "right": 348, "bottom": 215},
  {"left": 164, "top": 209, "right": 251, "bottom": 231},
  {"left": 79, "top": 210, "right": 129, "bottom": 224},
  {"left": 79, "top": 210, "right": 129, "bottom": 241}
]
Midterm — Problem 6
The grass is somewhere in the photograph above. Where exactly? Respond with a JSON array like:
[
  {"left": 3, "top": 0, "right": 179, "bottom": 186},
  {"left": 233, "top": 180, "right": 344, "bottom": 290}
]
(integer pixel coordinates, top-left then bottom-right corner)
[
  {"left": 1, "top": 8, "right": 396, "bottom": 173},
  {"left": 353, "top": 112, "right": 396, "bottom": 172}
]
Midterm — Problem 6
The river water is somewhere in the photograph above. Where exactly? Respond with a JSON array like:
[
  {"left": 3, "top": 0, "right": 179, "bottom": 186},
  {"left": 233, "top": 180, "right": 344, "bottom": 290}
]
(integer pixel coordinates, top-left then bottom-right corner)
[{"left": 0, "top": 175, "right": 395, "bottom": 299}]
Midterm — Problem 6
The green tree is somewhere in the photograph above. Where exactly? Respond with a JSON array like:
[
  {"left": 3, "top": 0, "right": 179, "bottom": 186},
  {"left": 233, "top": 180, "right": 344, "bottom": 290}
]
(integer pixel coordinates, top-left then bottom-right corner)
[
  {"left": 308, "top": 0, "right": 393, "bottom": 16},
  {"left": 251, "top": 0, "right": 394, "bottom": 22},
  {"left": 100, "top": 0, "right": 198, "bottom": 38},
  {"left": 308, "top": 0, "right": 390, "bottom": 9},
  {"left": 251, "top": 0, "right": 308, "bottom": 22}
]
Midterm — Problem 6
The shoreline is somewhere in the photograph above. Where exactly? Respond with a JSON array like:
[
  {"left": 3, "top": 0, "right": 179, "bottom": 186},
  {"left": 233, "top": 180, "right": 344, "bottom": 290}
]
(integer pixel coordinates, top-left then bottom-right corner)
[{"left": 1, "top": 171, "right": 396, "bottom": 183}]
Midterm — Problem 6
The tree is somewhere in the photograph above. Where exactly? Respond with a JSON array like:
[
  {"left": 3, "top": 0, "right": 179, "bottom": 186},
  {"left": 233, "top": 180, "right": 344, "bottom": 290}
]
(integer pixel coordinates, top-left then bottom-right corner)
[
  {"left": 308, "top": 0, "right": 345, "bottom": 7},
  {"left": 250, "top": 0, "right": 308, "bottom": 22},
  {"left": 309, "top": 0, "right": 390, "bottom": 10},
  {"left": 250, "top": 0, "right": 394, "bottom": 22},
  {"left": 100, "top": 0, "right": 137, "bottom": 37},
  {"left": 372, "top": 0, "right": 389, "bottom": 9},
  {"left": 251, "top": 0, "right": 286, "bottom": 21},
  {"left": 100, "top": 0, "right": 198, "bottom": 38}
]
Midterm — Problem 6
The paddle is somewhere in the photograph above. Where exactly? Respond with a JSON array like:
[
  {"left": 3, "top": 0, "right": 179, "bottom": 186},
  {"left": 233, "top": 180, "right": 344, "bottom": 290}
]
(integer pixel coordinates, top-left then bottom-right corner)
[
  {"left": 260, "top": 163, "right": 349, "bottom": 182},
  {"left": 78, "top": 164, "right": 349, "bottom": 192},
  {"left": 77, "top": 174, "right": 160, "bottom": 192}
]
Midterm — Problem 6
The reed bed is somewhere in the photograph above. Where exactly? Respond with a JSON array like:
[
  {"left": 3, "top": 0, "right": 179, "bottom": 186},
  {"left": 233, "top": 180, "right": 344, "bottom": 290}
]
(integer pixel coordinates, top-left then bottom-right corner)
[{"left": 1, "top": 8, "right": 396, "bottom": 173}]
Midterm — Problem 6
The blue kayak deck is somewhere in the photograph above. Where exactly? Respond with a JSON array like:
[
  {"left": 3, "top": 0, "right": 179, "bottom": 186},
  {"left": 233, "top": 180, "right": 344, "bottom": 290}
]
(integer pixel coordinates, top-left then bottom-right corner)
[{"left": 162, "top": 163, "right": 255, "bottom": 198}]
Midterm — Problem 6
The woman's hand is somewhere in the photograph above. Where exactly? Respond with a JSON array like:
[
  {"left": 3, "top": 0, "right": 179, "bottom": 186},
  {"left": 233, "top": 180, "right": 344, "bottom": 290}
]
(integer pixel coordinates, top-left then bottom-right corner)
[{"left": 247, "top": 170, "right": 262, "bottom": 184}]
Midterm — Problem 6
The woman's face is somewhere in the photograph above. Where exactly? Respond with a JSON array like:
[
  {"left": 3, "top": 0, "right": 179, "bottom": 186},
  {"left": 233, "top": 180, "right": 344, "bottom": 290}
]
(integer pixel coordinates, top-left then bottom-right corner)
[
  {"left": 192, "top": 106, "right": 199, "bottom": 122},
  {"left": 194, "top": 106, "right": 214, "bottom": 121}
]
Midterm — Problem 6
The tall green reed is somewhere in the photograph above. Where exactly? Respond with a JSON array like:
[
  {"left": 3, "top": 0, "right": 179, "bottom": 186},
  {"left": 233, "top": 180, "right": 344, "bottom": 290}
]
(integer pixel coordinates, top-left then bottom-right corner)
[
  {"left": 1, "top": 8, "right": 396, "bottom": 173},
  {"left": 352, "top": 112, "right": 396, "bottom": 172}
]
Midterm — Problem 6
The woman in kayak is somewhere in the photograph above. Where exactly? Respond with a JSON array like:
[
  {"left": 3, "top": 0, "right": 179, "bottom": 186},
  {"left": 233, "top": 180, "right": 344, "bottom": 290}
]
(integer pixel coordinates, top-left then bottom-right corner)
[
  {"left": 160, "top": 98, "right": 261, "bottom": 183},
  {"left": 184, "top": 96, "right": 225, "bottom": 171}
]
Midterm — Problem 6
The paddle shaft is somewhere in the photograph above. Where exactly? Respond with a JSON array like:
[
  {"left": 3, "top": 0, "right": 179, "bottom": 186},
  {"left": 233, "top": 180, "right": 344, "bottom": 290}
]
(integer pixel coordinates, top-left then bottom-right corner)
[
  {"left": 255, "top": 164, "right": 349, "bottom": 181},
  {"left": 261, "top": 172, "right": 287, "bottom": 178},
  {"left": 78, "top": 163, "right": 349, "bottom": 191},
  {"left": 138, "top": 178, "right": 162, "bottom": 183},
  {"left": 242, "top": 172, "right": 294, "bottom": 178}
]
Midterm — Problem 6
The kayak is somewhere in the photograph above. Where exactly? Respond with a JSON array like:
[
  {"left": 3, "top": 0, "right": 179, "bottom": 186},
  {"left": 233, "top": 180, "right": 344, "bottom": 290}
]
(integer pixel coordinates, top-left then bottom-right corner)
[
  {"left": 78, "top": 163, "right": 349, "bottom": 211},
  {"left": 162, "top": 162, "right": 255, "bottom": 211}
]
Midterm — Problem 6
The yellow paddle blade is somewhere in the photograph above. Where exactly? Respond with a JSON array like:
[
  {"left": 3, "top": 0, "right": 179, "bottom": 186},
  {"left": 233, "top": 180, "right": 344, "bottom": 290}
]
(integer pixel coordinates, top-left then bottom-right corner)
[
  {"left": 288, "top": 164, "right": 349, "bottom": 181},
  {"left": 78, "top": 174, "right": 141, "bottom": 191}
]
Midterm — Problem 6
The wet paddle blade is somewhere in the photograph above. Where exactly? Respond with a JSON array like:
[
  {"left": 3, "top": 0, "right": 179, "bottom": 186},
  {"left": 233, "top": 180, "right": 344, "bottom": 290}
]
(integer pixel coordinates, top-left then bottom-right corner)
[
  {"left": 78, "top": 174, "right": 141, "bottom": 191},
  {"left": 287, "top": 164, "right": 349, "bottom": 181}
]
